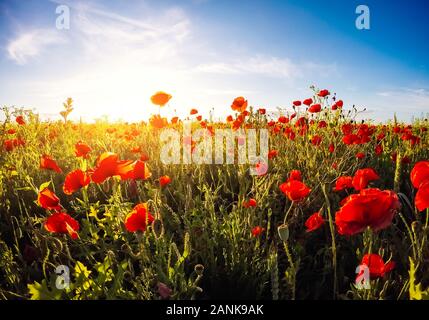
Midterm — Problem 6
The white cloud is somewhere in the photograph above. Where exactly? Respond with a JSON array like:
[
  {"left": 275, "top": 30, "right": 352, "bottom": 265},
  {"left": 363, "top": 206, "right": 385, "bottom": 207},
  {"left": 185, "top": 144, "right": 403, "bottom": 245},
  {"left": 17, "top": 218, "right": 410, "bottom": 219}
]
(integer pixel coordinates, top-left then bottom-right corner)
[
  {"left": 195, "top": 55, "right": 338, "bottom": 79},
  {"left": 7, "top": 29, "right": 64, "bottom": 64}
]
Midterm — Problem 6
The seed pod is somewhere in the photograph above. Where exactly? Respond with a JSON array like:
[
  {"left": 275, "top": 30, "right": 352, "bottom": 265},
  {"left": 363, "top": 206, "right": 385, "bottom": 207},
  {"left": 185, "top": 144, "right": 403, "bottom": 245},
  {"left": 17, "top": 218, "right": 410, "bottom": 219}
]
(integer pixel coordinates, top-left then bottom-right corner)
[{"left": 277, "top": 224, "right": 289, "bottom": 242}]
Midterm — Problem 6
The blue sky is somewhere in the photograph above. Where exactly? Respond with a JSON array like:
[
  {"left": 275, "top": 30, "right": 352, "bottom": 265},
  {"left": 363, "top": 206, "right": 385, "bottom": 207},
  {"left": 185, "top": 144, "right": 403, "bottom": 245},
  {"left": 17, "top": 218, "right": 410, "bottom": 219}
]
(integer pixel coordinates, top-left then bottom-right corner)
[{"left": 0, "top": 0, "right": 428, "bottom": 121}]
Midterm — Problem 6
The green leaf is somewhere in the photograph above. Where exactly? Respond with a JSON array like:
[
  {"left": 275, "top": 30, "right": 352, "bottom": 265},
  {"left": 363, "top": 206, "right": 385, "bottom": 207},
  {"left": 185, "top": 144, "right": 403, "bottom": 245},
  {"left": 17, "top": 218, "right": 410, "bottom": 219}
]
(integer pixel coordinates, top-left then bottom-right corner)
[
  {"left": 39, "top": 181, "right": 51, "bottom": 192},
  {"left": 27, "top": 279, "right": 62, "bottom": 300},
  {"left": 409, "top": 258, "right": 429, "bottom": 300}
]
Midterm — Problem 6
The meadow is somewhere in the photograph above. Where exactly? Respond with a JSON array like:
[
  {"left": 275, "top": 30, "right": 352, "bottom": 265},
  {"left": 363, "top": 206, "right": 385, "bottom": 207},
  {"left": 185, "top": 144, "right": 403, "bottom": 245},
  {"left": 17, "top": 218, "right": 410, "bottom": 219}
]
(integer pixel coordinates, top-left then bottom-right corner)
[{"left": 1, "top": 88, "right": 429, "bottom": 300}]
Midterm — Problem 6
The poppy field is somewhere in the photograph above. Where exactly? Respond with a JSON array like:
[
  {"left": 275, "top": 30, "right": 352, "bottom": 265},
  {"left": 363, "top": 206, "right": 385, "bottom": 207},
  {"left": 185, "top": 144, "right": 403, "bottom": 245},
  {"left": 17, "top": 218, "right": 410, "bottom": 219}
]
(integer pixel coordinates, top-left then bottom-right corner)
[{"left": 1, "top": 89, "right": 429, "bottom": 300}]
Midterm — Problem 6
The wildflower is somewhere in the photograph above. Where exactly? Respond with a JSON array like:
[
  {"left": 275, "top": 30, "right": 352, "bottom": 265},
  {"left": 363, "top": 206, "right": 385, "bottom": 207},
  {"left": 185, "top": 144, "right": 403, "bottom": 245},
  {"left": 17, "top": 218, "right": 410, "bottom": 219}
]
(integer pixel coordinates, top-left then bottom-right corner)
[
  {"left": 359, "top": 254, "right": 395, "bottom": 279},
  {"left": 251, "top": 226, "right": 265, "bottom": 237},
  {"left": 335, "top": 188, "right": 400, "bottom": 235},
  {"left": 279, "top": 180, "right": 311, "bottom": 202},
  {"left": 303, "top": 98, "right": 313, "bottom": 106},
  {"left": 318, "top": 89, "right": 330, "bottom": 97},
  {"left": 231, "top": 97, "right": 248, "bottom": 113},
  {"left": 308, "top": 104, "right": 321, "bottom": 113},
  {"left": 45, "top": 212, "right": 79, "bottom": 239},
  {"left": 243, "top": 198, "right": 257, "bottom": 208},
  {"left": 124, "top": 203, "right": 154, "bottom": 232},
  {"left": 334, "top": 176, "right": 353, "bottom": 191},
  {"left": 411, "top": 161, "right": 429, "bottom": 211},
  {"left": 190, "top": 108, "right": 198, "bottom": 115},
  {"left": 352, "top": 168, "right": 380, "bottom": 191},
  {"left": 16, "top": 115, "right": 26, "bottom": 125},
  {"left": 40, "top": 155, "right": 62, "bottom": 173},
  {"left": 305, "top": 212, "right": 324, "bottom": 232},
  {"left": 151, "top": 91, "right": 172, "bottom": 106},
  {"left": 159, "top": 175, "right": 171, "bottom": 187},
  {"left": 75, "top": 141, "right": 91, "bottom": 158},
  {"left": 63, "top": 169, "right": 91, "bottom": 195},
  {"left": 38, "top": 188, "right": 61, "bottom": 211},
  {"left": 288, "top": 170, "right": 302, "bottom": 182},
  {"left": 268, "top": 149, "right": 278, "bottom": 159}
]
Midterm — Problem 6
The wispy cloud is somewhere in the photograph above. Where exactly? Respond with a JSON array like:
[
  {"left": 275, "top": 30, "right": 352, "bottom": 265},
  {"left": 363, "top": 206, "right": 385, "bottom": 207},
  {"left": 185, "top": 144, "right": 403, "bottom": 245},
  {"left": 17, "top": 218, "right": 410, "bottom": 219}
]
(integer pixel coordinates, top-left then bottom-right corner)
[
  {"left": 195, "top": 55, "right": 338, "bottom": 79},
  {"left": 7, "top": 29, "right": 64, "bottom": 64}
]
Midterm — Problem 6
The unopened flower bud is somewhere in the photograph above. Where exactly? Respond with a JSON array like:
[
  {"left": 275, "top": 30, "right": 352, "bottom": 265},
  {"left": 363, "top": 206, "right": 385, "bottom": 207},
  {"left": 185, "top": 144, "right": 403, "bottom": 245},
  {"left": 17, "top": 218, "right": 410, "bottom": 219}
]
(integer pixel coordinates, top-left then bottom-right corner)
[{"left": 194, "top": 264, "right": 204, "bottom": 276}]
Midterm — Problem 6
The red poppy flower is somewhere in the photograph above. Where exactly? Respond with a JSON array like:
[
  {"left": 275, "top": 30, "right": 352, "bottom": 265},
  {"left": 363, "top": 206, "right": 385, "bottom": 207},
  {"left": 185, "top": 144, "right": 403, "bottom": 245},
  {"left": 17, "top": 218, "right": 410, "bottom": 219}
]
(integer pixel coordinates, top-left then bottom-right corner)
[
  {"left": 40, "top": 155, "right": 62, "bottom": 173},
  {"left": 231, "top": 97, "right": 248, "bottom": 113},
  {"left": 328, "top": 143, "right": 335, "bottom": 153},
  {"left": 415, "top": 182, "right": 429, "bottom": 211},
  {"left": 140, "top": 153, "right": 150, "bottom": 161},
  {"left": 293, "top": 100, "right": 302, "bottom": 106},
  {"left": 305, "top": 212, "right": 324, "bottom": 232},
  {"left": 160, "top": 175, "right": 171, "bottom": 187},
  {"left": 45, "top": 212, "right": 79, "bottom": 239},
  {"left": 258, "top": 108, "right": 266, "bottom": 114},
  {"left": 7, "top": 128, "right": 16, "bottom": 134},
  {"left": 360, "top": 254, "right": 395, "bottom": 279},
  {"left": 318, "top": 120, "right": 327, "bottom": 128},
  {"left": 268, "top": 149, "right": 278, "bottom": 159},
  {"left": 352, "top": 168, "right": 380, "bottom": 191},
  {"left": 375, "top": 144, "right": 383, "bottom": 155},
  {"left": 311, "top": 135, "right": 322, "bottom": 146},
  {"left": 16, "top": 116, "right": 26, "bottom": 125},
  {"left": 171, "top": 116, "right": 179, "bottom": 124},
  {"left": 75, "top": 141, "right": 91, "bottom": 158},
  {"left": 226, "top": 115, "right": 234, "bottom": 122},
  {"left": 308, "top": 104, "right": 322, "bottom": 113},
  {"left": 288, "top": 170, "right": 302, "bottom": 182},
  {"left": 151, "top": 91, "right": 172, "bottom": 106},
  {"left": 278, "top": 116, "right": 288, "bottom": 124},
  {"left": 335, "top": 188, "right": 400, "bottom": 235},
  {"left": 130, "top": 146, "right": 142, "bottom": 153},
  {"left": 280, "top": 180, "right": 311, "bottom": 202},
  {"left": 356, "top": 152, "right": 365, "bottom": 159},
  {"left": 149, "top": 114, "right": 168, "bottom": 129},
  {"left": 124, "top": 203, "right": 154, "bottom": 232},
  {"left": 190, "top": 108, "right": 198, "bottom": 115},
  {"left": 117, "top": 160, "right": 152, "bottom": 181},
  {"left": 318, "top": 89, "right": 330, "bottom": 97},
  {"left": 303, "top": 98, "right": 313, "bottom": 106},
  {"left": 410, "top": 161, "right": 429, "bottom": 189},
  {"left": 196, "top": 115, "right": 202, "bottom": 121},
  {"left": 63, "top": 169, "right": 91, "bottom": 195},
  {"left": 91, "top": 152, "right": 120, "bottom": 183},
  {"left": 4, "top": 138, "right": 23, "bottom": 151},
  {"left": 38, "top": 188, "right": 61, "bottom": 211},
  {"left": 336, "top": 100, "right": 343, "bottom": 108},
  {"left": 334, "top": 176, "right": 353, "bottom": 191},
  {"left": 243, "top": 198, "right": 257, "bottom": 208},
  {"left": 251, "top": 226, "right": 265, "bottom": 237}
]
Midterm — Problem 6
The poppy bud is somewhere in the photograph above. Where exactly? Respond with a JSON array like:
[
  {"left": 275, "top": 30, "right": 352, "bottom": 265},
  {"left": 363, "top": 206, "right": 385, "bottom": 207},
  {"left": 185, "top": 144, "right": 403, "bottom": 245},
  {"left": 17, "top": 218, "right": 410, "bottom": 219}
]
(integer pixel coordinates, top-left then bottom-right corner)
[
  {"left": 194, "top": 264, "right": 204, "bottom": 276},
  {"left": 278, "top": 224, "right": 289, "bottom": 242}
]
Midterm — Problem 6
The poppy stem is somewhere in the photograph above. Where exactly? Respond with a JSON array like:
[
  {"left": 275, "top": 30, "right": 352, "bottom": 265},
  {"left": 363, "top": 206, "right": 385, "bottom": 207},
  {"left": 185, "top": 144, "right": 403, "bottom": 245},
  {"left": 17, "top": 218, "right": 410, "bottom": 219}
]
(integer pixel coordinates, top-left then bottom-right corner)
[
  {"left": 322, "top": 183, "right": 337, "bottom": 299},
  {"left": 283, "top": 202, "right": 294, "bottom": 225}
]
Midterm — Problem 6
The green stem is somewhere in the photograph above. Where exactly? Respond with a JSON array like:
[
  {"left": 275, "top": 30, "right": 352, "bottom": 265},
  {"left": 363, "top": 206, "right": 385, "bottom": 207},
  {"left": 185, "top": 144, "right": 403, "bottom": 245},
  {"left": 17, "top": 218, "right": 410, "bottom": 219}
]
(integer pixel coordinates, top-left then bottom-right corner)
[{"left": 322, "top": 184, "right": 337, "bottom": 299}]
